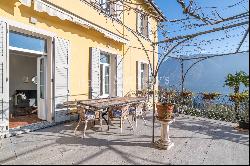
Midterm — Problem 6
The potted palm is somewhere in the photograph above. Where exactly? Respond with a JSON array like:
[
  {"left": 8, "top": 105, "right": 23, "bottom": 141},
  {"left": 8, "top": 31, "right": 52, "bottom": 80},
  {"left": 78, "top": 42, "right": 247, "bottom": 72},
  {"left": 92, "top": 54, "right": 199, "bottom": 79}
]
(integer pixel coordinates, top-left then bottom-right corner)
[{"left": 224, "top": 71, "right": 249, "bottom": 129}]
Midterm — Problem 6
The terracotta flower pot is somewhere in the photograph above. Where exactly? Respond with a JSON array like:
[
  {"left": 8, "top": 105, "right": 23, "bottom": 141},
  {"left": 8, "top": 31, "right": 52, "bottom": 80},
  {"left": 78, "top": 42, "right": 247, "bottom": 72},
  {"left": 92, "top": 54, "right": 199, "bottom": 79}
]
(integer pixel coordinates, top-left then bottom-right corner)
[
  {"left": 202, "top": 93, "right": 220, "bottom": 100},
  {"left": 229, "top": 95, "right": 247, "bottom": 102},
  {"left": 156, "top": 103, "right": 174, "bottom": 121},
  {"left": 181, "top": 92, "right": 193, "bottom": 97}
]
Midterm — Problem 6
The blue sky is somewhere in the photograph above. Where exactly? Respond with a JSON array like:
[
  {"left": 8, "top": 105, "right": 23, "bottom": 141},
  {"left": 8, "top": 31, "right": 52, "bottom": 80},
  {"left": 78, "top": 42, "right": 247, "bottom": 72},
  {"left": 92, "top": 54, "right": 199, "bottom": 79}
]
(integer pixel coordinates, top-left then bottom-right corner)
[
  {"left": 155, "top": 0, "right": 249, "bottom": 92},
  {"left": 154, "top": 0, "right": 249, "bottom": 58}
]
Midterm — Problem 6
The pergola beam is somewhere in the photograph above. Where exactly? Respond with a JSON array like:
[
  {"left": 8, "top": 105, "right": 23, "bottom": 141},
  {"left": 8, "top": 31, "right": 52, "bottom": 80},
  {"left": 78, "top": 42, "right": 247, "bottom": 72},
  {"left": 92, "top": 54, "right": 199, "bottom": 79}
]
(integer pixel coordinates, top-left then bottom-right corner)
[
  {"left": 154, "top": 21, "right": 249, "bottom": 45},
  {"left": 236, "top": 27, "right": 249, "bottom": 53}
]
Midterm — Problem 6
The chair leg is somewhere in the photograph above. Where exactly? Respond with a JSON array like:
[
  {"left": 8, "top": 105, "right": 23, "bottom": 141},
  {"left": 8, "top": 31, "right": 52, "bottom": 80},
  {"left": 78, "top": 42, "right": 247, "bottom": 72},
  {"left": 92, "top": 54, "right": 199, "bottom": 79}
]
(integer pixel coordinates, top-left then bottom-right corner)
[
  {"left": 142, "top": 111, "right": 147, "bottom": 125},
  {"left": 99, "top": 117, "right": 103, "bottom": 131},
  {"left": 135, "top": 115, "right": 138, "bottom": 128},
  {"left": 120, "top": 118, "right": 123, "bottom": 133},
  {"left": 127, "top": 118, "right": 134, "bottom": 132},
  {"left": 82, "top": 120, "right": 88, "bottom": 138},
  {"left": 74, "top": 119, "right": 82, "bottom": 135},
  {"left": 142, "top": 115, "right": 147, "bottom": 126}
]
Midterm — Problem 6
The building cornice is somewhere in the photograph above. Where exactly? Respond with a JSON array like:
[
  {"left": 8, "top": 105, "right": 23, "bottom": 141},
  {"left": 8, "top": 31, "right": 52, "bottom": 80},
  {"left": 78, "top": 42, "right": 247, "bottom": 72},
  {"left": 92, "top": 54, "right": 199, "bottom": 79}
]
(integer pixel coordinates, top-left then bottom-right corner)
[{"left": 19, "top": 0, "right": 129, "bottom": 44}]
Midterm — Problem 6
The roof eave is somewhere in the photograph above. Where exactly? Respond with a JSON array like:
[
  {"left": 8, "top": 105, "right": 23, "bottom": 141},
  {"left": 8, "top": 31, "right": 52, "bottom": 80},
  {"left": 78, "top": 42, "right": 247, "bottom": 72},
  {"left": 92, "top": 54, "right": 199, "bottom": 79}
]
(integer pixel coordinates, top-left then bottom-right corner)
[{"left": 149, "top": 1, "right": 167, "bottom": 22}]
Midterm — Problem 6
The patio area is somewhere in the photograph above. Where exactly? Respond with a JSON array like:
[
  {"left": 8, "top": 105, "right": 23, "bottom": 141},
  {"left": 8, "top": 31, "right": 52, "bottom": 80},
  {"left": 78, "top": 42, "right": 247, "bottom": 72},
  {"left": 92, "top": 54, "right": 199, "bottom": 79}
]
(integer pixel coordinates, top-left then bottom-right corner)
[{"left": 0, "top": 114, "right": 249, "bottom": 165}]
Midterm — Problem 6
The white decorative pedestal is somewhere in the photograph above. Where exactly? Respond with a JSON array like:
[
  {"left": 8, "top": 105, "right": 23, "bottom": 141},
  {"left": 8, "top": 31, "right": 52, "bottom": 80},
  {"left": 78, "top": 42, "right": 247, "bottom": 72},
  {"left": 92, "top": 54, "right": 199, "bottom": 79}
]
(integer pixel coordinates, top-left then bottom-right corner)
[{"left": 154, "top": 119, "right": 175, "bottom": 150}]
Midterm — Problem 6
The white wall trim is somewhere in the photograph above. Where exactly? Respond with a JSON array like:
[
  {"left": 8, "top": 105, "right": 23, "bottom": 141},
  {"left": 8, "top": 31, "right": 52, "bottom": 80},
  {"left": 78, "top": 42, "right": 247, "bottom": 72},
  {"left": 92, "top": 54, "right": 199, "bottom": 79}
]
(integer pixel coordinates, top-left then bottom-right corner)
[
  {"left": 0, "top": 17, "right": 56, "bottom": 38},
  {"left": 99, "top": 47, "right": 121, "bottom": 56},
  {"left": 9, "top": 46, "right": 46, "bottom": 56},
  {"left": 139, "top": 60, "right": 149, "bottom": 64}
]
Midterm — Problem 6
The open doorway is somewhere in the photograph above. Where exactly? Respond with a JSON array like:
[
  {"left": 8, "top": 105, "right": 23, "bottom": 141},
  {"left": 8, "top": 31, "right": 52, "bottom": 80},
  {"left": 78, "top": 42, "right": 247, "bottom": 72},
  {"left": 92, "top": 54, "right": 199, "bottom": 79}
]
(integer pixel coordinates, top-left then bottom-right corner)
[{"left": 8, "top": 31, "right": 48, "bottom": 129}]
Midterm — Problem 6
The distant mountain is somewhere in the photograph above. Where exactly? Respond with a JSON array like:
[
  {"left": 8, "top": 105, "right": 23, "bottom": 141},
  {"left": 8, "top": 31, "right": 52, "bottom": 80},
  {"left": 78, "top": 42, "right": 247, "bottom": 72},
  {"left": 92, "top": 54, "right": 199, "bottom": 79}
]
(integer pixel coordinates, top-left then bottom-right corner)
[{"left": 158, "top": 52, "right": 249, "bottom": 94}]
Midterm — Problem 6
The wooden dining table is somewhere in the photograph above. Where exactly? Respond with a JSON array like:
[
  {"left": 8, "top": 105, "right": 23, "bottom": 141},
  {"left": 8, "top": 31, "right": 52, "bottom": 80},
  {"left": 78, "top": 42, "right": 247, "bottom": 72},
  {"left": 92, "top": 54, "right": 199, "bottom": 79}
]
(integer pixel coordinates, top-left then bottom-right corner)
[{"left": 66, "top": 96, "right": 147, "bottom": 130}]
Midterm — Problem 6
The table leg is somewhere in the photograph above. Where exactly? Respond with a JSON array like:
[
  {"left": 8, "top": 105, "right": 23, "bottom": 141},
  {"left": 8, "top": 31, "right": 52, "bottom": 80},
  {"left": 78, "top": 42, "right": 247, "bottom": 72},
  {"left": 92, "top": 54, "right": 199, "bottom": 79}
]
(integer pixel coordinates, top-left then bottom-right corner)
[
  {"left": 135, "top": 107, "right": 138, "bottom": 128},
  {"left": 99, "top": 111, "right": 103, "bottom": 131},
  {"left": 101, "top": 109, "right": 110, "bottom": 131},
  {"left": 102, "top": 112, "right": 108, "bottom": 125}
]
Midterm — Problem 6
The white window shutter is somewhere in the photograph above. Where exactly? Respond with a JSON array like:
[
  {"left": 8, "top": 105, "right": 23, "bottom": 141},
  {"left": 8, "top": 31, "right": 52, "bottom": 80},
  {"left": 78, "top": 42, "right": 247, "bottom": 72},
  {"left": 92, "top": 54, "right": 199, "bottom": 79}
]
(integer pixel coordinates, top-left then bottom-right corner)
[
  {"left": 90, "top": 47, "right": 101, "bottom": 99},
  {"left": 116, "top": 55, "right": 123, "bottom": 97},
  {"left": 54, "top": 37, "right": 70, "bottom": 123},
  {"left": 0, "top": 21, "right": 9, "bottom": 136},
  {"left": 148, "top": 19, "right": 153, "bottom": 41},
  {"left": 136, "top": 61, "right": 142, "bottom": 90},
  {"left": 137, "top": 13, "right": 142, "bottom": 33}
]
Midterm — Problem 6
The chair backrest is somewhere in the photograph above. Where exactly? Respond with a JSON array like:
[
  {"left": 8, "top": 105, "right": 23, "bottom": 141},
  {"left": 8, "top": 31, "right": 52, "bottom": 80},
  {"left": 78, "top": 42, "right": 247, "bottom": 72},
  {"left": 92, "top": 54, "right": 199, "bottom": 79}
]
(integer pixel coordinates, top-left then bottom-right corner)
[{"left": 124, "top": 91, "right": 137, "bottom": 97}]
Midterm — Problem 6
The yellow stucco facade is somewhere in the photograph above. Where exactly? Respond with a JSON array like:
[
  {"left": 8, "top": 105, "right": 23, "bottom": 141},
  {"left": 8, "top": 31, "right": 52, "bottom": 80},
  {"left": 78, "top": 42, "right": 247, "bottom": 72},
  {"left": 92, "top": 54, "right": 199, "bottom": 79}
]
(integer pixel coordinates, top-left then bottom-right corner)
[{"left": 0, "top": 0, "right": 161, "bottom": 123}]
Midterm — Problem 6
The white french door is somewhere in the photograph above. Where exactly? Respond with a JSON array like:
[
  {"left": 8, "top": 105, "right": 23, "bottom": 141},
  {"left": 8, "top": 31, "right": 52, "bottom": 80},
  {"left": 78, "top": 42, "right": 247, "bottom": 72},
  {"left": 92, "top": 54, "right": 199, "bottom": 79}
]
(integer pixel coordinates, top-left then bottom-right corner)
[
  {"left": 37, "top": 56, "right": 47, "bottom": 120},
  {"left": 100, "top": 63, "right": 110, "bottom": 98},
  {"left": 0, "top": 21, "right": 9, "bottom": 135}
]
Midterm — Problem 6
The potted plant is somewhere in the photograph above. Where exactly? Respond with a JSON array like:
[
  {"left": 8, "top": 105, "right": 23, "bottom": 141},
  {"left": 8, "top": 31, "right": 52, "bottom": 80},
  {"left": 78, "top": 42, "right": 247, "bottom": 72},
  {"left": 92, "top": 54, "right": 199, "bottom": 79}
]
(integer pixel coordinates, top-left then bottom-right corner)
[
  {"left": 224, "top": 71, "right": 249, "bottom": 129},
  {"left": 181, "top": 90, "right": 193, "bottom": 98},
  {"left": 156, "top": 88, "right": 176, "bottom": 121},
  {"left": 202, "top": 92, "right": 221, "bottom": 100},
  {"left": 229, "top": 91, "right": 249, "bottom": 103}
]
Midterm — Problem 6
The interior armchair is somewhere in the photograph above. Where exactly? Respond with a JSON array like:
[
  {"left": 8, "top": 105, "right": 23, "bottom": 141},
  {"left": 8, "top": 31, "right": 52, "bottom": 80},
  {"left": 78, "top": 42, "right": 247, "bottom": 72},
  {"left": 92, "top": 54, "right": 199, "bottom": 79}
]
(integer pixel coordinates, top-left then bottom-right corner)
[{"left": 14, "top": 93, "right": 30, "bottom": 108}]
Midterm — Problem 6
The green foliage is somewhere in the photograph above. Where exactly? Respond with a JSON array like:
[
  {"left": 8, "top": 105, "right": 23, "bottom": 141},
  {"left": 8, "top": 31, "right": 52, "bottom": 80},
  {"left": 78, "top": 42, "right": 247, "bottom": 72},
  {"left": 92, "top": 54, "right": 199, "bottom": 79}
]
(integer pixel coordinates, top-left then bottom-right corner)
[{"left": 224, "top": 71, "right": 249, "bottom": 93}]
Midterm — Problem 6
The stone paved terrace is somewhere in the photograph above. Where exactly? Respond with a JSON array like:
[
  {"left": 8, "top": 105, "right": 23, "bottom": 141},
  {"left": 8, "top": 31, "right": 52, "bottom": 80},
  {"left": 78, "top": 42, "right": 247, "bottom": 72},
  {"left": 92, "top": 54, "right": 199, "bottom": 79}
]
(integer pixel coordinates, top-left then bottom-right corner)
[{"left": 0, "top": 115, "right": 249, "bottom": 165}]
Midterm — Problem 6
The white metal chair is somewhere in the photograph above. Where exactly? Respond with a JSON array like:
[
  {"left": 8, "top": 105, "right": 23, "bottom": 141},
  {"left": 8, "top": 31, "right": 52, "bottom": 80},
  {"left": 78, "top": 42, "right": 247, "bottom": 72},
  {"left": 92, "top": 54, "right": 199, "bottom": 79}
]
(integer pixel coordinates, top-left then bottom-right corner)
[
  {"left": 108, "top": 105, "right": 134, "bottom": 133},
  {"left": 129, "top": 102, "right": 147, "bottom": 127},
  {"left": 74, "top": 105, "right": 101, "bottom": 138}
]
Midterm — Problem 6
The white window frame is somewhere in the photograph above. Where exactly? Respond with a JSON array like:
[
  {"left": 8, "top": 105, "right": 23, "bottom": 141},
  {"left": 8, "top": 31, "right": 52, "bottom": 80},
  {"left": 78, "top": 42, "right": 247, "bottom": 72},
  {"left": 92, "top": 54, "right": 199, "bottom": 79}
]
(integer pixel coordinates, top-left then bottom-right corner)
[
  {"left": 9, "top": 30, "right": 47, "bottom": 55},
  {"left": 99, "top": 0, "right": 110, "bottom": 14}
]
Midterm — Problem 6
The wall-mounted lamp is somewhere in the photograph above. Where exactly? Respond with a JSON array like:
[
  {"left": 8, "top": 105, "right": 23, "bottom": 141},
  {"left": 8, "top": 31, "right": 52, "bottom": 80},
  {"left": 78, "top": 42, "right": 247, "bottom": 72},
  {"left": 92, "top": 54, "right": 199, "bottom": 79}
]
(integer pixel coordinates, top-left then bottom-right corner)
[{"left": 23, "top": 76, "right": 29, "bottom": 83}]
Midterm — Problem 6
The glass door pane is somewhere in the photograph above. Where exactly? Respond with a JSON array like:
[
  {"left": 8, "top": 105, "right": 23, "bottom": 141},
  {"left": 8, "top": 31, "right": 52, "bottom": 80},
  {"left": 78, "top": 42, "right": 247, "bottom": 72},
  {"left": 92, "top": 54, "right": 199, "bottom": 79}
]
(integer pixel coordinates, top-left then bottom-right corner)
[
  {"left": 9, "top": 31, "right": 47, "bottom": 53},
  {"left": 104, "top": 66, "right": 110, "bottom": 95},
  {"left": 100, "top": 64, "right": 103, "bottom": 96},
  {"left": 40, "top": 58, "right": 45, "bottom": 99}
]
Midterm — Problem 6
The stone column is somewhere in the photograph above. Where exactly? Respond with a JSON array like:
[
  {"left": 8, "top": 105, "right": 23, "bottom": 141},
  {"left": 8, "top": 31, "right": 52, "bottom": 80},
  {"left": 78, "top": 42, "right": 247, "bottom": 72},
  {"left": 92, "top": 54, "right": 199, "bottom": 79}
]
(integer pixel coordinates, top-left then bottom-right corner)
[{"left": 154, "top": 119, "right": 175, "bottom": 150}]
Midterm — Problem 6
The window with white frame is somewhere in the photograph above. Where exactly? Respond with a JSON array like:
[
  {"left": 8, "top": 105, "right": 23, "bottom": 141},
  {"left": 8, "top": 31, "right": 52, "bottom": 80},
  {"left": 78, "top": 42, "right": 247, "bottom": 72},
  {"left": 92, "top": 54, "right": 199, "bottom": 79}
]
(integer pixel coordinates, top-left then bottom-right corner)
[
  {"left": 114, "top": 1, "right": 123, "bottom": 20},
  {"left": 137, "top": 61, "right": 149, "bottom": 91},
  {"left": 100, "top": 53, "right": 110, "bottom": 97},
  {"left": 137, "top": 13, "right": 149, "bottom": 37},
  {"left": 99, "top": 0, "right": 110, "bottom": 14}
]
